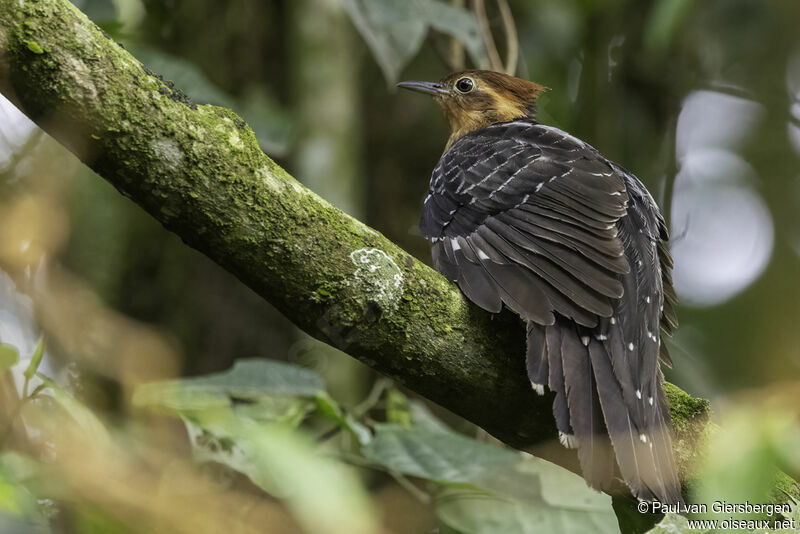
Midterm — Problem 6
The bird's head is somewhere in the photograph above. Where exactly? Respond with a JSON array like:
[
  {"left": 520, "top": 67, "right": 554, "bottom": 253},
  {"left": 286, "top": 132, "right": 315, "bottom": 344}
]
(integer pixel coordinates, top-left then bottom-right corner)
[{"left": 398, "top": 70, "right": 547, "bottom": 148}]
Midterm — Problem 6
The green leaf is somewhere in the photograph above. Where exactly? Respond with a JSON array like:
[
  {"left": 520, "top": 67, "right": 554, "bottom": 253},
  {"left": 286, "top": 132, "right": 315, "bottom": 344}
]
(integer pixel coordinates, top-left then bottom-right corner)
[
  {"left": 0, "top": 456, "right": 50, "bottom": 534},
  {"left": 133, "top": 359, "right": 325, "bottom": 413},
  {"left": 23, "top": 338, "right": 44, "bottom": 379},
  {"left": 180, "top": 409, "right": 380, "bottom": 534},
  {"left": 236, "top": 420, "right": 380, "bottom": 534},
  {"left": 363, "top": 425, "right": 619, "bottom": 533},
  {"left": 385, "top": 388, "right": 412, "bottom": 427},
  {"left": 363, "top": 425, "right": 515, "bottom": 485},
  {"left": 234, "top": 396, "right": 316, "bottom": 427},
  {"left": 408, "top": 399, "right": 452, "bottom": 434},
  {"left": 0, "top": 344, "right": 19, "bottom": 372},
  {"left": 315, "top": 393, "right": 372, "bottom": 445},
  {"left": 342, "top": 0, "right": 488, "bottom": 84},
  {"left": 435, "top": 484, "right": 619, "bottom": 534}
]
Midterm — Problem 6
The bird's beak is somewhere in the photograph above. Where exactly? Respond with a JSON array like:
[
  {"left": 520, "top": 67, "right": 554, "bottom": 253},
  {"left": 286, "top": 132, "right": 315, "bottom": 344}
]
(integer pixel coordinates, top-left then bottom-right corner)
[{"left": 396, "top": 80, "right": 449, "bottom": 96}]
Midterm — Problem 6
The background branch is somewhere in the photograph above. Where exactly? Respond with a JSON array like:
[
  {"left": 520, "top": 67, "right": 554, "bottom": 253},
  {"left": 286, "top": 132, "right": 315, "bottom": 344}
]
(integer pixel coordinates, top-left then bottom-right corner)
[{"left": 472, "top": 0, "right": 504, "bottom": 72}]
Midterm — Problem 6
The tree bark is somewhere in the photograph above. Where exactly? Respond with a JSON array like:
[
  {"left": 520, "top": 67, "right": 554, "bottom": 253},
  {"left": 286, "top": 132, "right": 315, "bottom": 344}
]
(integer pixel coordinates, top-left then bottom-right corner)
[{"left": 0, "top": 1, "right": 796, "bottom": 532}]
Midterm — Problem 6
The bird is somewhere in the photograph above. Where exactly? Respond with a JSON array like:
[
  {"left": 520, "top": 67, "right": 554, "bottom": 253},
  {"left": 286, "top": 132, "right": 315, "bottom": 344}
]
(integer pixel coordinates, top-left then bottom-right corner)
[{"left": 398, "top": 70, "right": 682, "bottom": 504}]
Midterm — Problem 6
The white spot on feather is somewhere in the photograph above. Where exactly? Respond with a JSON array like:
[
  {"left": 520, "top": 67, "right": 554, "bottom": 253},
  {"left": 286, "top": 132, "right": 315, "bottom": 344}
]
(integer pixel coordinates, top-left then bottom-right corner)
[
  {"left": 635, "top": 389, "right": 642, "bottom": 399},
  {"left": 559, "top": 432, "right": 577, "bottom": 449},
  {"left": 648, "top": 396, "right": 654, "bottom": 406},
  {"left": 627, "top": 342, "right": 634, "bottom": 351},
  {"left": 581, "top": 335, "right": 590, "bottom": 346},
  {"left": 639, "top": 434, "right": 647, "bottom": 443},
  {"left": 531, "top": 382, "right": 545, "bottom": 395},
  {"left": 450, "top": 238, "right": 461, "bottom": 251}
]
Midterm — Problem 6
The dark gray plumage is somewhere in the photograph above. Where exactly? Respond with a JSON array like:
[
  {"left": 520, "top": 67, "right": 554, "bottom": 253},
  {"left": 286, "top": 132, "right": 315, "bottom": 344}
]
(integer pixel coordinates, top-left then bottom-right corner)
[{"left": 420, "top": 119, "right": 682, "bottom": 504}]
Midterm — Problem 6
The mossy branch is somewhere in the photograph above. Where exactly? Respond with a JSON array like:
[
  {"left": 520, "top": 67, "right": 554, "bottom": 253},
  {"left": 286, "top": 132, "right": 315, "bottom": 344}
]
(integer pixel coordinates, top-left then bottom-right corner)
[{"left": 0, "top": 1, "right": 795, "bottom": 531}]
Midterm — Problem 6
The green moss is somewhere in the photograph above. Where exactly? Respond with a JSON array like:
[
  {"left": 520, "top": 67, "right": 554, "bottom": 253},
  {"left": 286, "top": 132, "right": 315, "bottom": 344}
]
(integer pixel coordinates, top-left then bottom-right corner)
[
  {"left": 24, "top": 40, "right": 44, "bottom": 54},
  {"left": 664, "top": 381, "right": 709, "bottom": 431}
]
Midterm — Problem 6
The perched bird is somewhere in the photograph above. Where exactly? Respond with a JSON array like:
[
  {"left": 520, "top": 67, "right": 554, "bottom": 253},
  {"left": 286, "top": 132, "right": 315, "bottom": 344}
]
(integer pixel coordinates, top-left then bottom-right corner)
[{"left": 399, "top": 70, "right": 681, "bottom": 504}]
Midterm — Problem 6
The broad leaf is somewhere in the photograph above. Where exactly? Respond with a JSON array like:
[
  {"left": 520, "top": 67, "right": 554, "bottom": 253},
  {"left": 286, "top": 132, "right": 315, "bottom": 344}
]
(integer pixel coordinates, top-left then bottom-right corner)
[
  {"left": 408, "top": 399, "right": 452, "bottom": 434},
  {"left": 133, "top": 358, "right": 325, "bottom": 413},
  {"left": 363, "top": 425, "right": 619, "bottom": 533},
  {"left": 315, "top": 393, "right": 372, "bottom": 445},
  {"left": 342, "top": 0, "right": 488, "bottom": 84},
  {"left": 436, "top": 486, "right": 616, "bottom": 534},
  {"left": 363, "top": 425, "right": 515, "bottom": 485},
  {"left": 181, "top": 409, "right": 380, "bottom": 534}
]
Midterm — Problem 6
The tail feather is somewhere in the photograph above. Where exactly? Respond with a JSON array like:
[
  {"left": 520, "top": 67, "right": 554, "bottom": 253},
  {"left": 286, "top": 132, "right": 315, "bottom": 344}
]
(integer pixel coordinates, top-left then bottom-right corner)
[
  {"left": 589, "top": 338, "right": 682, "bottom": 504},
  {"left": 545, "top": 326, "right": 572, "bottom": 440},
  {"left": 560, "top": 326, "right": 615, "bottom": 490},
  {"left": 651, "top": 379, "right": 683, "bottom": 503},
  {"left": 526, "top": 322, "right": 548, "bottom": 392}
]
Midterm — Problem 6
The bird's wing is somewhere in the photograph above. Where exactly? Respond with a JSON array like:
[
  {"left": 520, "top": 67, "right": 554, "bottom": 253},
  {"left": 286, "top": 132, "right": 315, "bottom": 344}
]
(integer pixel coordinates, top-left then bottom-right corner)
[{"left": 420, "top": 120, "right": 630, "bottom": 327}]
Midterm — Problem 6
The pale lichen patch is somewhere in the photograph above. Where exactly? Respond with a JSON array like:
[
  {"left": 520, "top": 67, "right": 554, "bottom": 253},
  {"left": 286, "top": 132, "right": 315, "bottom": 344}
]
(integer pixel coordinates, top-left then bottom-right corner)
[
  {"left": 228, "top": 130, "right": 244, "bottom": 150},
  {"left": 62, "top": 56, "right": 97, "bottom": 101},
  {"left": 151, "top": 137, "right": 184, "bottom": 172},
  {"left": 72, "top": 21, "right": 98, "bottom": 54},
  {"left": 349, "top": 248, "right": 403, "bottom": 313},
  {"left": 256, "top": 165, "right": 286, "bottom": 193}
]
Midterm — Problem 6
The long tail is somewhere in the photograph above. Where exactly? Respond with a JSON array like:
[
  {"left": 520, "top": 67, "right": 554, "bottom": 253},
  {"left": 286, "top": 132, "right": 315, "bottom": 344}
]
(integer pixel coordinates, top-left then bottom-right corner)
[{"left": 526, "top": 320, "right": 682, "bottom": 504}]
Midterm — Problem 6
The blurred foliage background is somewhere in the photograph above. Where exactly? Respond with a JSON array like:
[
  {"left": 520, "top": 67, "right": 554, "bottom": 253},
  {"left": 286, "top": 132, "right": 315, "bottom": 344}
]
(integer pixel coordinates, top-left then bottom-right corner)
[{"left": 1, "top": 0, "right": 800, "bottom": 532}]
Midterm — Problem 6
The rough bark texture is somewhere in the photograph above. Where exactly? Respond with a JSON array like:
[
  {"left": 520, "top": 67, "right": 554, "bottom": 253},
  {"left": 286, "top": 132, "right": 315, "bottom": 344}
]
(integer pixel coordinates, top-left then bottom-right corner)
[{"left": 0, "top": 1, "right": 796, "bottom": 531}]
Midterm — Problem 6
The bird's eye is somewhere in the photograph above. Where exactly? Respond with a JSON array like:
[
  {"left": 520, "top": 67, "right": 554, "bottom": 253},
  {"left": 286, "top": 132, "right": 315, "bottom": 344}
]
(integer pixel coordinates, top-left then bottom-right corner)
[{"left": 455, "top": 77, "right": 475, "bottom": 93}]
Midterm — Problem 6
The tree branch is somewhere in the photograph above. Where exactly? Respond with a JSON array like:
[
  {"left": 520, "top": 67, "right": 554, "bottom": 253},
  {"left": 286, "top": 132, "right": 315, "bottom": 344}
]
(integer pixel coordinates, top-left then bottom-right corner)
[{"left": 0, "top": 2, "right": 796, "bottom": 531}]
